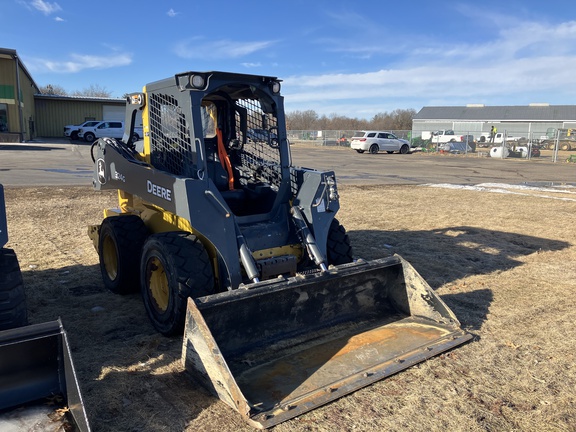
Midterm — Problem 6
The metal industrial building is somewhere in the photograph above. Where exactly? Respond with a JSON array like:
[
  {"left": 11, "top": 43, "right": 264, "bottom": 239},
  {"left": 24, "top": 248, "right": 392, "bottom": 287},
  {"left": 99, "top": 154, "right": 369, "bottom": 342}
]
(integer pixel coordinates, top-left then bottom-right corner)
[
  {"left": 413, "top": 104, "right": 576, "bottom": 141},
  {"left": 0, "top": 47, "right": 125, "bottom": 142}
]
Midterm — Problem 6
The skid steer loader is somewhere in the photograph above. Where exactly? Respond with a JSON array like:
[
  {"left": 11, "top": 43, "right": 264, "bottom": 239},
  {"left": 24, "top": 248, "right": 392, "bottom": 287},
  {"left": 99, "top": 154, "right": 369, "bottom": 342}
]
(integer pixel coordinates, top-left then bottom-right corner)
[
  {"left": 0, "top": 184, "right": 91, "bottom": 431},
  {"left": 88, "top": 71, "right": 472, "bottom": 429}
]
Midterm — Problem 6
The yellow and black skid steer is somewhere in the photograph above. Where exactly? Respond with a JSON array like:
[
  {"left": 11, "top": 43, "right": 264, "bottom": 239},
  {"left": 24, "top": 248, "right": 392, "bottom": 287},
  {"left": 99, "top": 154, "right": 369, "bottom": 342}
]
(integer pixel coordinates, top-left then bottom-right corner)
[{"left": 88, "top": 71, "right": 472, "bottom": 429}]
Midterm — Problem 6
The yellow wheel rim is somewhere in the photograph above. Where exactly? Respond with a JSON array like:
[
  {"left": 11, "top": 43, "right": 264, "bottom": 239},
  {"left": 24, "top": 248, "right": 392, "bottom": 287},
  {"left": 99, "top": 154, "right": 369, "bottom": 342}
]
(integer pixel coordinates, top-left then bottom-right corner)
[
  {"left": 147, "top": 257, "right": 169, "bottom": 312},
  {"left": 102, "top": 235, "right": 118, "bottom": 281}
]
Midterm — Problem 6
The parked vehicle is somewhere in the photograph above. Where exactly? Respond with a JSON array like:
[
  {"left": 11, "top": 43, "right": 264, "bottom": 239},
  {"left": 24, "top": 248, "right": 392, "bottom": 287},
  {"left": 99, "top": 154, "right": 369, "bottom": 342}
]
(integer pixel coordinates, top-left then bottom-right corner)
[
  {"left": 63, "top": 120, "right": 101, "bottom": 140},
  {"left": 477, "top": 132, "right": 524, "bottom": 146},
  {"left": 539, "top": 128, "right": 576, "bottom": 150},
  {"left": 350, "top": 131, "right": 410, "bottom": 154},
  {"left": 429, "top": 130, "right": 474, "bottom": 144},
  {"left": 78, "top": 121, "right": 143, "bottom": 143}
]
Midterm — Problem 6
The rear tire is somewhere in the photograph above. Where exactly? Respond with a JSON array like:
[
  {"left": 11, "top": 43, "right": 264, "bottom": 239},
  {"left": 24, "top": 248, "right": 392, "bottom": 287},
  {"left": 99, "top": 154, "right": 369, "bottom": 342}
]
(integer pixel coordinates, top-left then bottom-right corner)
[
  {"left": 0, "top": 248, "right": 27, "bottom": 331},
  {"left": 326, "top": 219, "right": 353, "bottom": 265},
  {"left": 560, "top": 142, "right": 571, "bottom": 151},
  {"left": 140, "top": 232, "right": 214, "bottom": 336},
  {"left": 355, "top": 150, "right": 365, "bottom": 154},
  {"left": 99, "top": 215, "right": 148, "bottom": 294},
  {"left": 369, "top": 144, "right": 379, "bottom": 154}
]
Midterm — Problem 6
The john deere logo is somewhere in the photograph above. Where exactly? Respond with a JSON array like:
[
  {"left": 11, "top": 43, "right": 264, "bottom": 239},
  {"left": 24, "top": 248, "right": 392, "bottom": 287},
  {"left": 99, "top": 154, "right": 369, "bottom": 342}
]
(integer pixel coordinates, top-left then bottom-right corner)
[{"left": 97, "top": 159, "right": 106, "bottom": 184}]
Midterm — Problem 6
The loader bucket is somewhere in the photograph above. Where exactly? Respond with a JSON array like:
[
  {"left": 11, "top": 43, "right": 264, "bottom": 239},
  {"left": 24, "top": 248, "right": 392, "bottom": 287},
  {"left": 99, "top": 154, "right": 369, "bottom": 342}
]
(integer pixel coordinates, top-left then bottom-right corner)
[
  {"left": 182, "top": 255, "right": 472, "bottom": 429},
  {"left": 0, "top": 319, "right": 91, "bottom": 431}
]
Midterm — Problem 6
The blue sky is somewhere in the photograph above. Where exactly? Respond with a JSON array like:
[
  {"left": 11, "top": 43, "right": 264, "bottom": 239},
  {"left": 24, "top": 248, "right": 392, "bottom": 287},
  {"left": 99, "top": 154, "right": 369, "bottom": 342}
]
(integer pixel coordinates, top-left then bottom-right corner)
[{"left": 3, "top": 0, "right": 576, "bottom": 119}]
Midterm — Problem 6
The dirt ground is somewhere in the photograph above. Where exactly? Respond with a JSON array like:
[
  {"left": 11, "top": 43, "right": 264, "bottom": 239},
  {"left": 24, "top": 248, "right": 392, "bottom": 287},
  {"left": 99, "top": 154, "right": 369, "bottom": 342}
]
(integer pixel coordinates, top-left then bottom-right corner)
[{"left": 3, "top": 184, "right": 576, "bottom": 432}]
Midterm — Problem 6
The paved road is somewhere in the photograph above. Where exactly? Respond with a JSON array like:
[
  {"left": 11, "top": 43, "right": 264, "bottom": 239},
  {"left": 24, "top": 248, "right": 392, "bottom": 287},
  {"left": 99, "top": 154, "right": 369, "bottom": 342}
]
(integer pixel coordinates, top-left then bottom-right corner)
[{"left": 0, "top": 139, "right": 574, "bottom": 187}]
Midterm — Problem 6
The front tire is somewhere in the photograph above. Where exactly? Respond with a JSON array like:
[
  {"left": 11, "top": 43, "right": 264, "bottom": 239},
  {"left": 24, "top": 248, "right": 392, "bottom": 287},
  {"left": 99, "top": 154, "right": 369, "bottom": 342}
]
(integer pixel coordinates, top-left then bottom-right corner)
[
  {"left": 99, "top": 215, "right": 148, "bottom": 294},
  {"left": 140, "top": 232, "right": 214, "bottom": 336},
  {"left": 400, "top": 144, "right": 409, "bottom": 154},
  {"left": 84, "top": 132, "right": 96, "bottom": 143},
  {"left": 326, "top": 219, "right": 353, "bottom": 265},
  {"left": 369, "top": 144, "right": 379, "bottom": 154},
  {"left": 0, "top": 248, "right": 27, "bottom": 331},
  {"left": 70, "top": 131, "right": 79, "bottom": 140}
]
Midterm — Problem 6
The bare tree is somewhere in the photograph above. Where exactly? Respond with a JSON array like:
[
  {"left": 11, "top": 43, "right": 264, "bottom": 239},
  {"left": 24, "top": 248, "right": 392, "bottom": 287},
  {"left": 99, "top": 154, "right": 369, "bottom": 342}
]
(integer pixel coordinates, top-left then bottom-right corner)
[
  {"left": 286, "top": 110, "right": 319, "bottom": 130},
  {"left": 71, "top": 84, "right": 112, "bottom": 98},
  {"left": 39, "top": 84, "right": 69, "bottom": 96}
]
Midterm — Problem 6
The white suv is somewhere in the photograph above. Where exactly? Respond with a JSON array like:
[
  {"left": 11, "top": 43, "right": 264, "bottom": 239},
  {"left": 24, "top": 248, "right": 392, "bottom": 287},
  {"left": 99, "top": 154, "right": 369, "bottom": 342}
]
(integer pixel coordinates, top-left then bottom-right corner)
[
  {"left": 64, "top": 120, "right": 101, "bottom": 140},
  {"left": 78, "top": 121, "right": 142, "bottom": 143},
  {"left": 350, "top": 131, "right": 411, "bottom": 154}
]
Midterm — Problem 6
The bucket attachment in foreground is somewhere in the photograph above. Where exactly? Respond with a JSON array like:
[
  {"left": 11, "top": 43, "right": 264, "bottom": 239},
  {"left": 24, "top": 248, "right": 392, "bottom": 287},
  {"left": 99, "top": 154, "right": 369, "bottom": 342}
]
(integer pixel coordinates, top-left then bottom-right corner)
[
  {"left": 0, "top": 319, "right": 91, "bottom": 432},
  {"left": 182, "top": 255, "right": 472, "bottom": 429}
]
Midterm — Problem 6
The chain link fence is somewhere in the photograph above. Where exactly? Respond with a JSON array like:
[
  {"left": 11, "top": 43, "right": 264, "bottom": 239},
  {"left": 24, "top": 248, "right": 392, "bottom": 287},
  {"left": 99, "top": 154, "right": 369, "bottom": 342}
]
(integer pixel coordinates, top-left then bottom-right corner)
[
  {"left": 288, "top": 130, "right": 412, "bottom": 147},
  {"left": 289, "top": 128, "right": 576, "bottom": 163}
]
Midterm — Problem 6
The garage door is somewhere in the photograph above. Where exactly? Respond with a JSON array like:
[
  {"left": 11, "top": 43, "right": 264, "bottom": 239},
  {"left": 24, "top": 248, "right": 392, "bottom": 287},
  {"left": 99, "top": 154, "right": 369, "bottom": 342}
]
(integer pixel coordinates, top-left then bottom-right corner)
[
  {"left": 103, "top": 105, "right": 125, "bottom": 121},
  {"left": 103, "top": 104, "right": 143, "bottom": 126}
]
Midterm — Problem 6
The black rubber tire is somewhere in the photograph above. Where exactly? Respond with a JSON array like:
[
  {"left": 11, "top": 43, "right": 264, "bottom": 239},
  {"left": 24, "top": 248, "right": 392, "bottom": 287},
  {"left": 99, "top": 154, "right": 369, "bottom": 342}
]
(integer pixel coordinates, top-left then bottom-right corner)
[
  {"left": 0, "top": 248, "right": 27, "bottom": 331},
  {"left": 326, "top": 219, "right": 353, "bottom": 265},
  {"left": 356, "top": 150, "right": 365, "bottom": 154},
  {"left": 369, "top": 144, "right": 379, "bottom": 154},
  {"left": 387, "top": 151, "right": 394, "bottom": 154},
  {"left": 140, "top": 232, "right": 214, "bottom": 336},
  {"left": 84, "top": 132, "right": 96, "bottom": 143},
  {"left": 400, "top": 144, "right": 409, "bottom": 154},
  {"left": 99, "top": 215, "right": 148, "bottom": 294},
  {"left": 560, "top": 142, "right": 571, "bottom": 151},
  {"left": 70, "top": 131, "right": 79, "bottom": 140}
]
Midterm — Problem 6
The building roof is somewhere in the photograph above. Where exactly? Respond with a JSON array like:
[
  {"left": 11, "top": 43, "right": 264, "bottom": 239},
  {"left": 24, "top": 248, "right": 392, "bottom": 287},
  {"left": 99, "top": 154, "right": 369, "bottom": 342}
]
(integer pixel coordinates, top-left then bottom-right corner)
[
  {"left": 34, "top": 94, "right": 125, "bottom": 104},
  {"left": 414, "top": 105, "right": 576, "bottom": 122}
]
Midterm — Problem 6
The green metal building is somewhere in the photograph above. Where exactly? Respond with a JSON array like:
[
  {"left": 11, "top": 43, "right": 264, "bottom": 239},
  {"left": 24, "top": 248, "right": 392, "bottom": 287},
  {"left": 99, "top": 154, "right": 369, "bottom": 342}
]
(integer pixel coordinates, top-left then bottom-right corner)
[{"left": 0, "top": 47, "right": 125, "bottom": 142}]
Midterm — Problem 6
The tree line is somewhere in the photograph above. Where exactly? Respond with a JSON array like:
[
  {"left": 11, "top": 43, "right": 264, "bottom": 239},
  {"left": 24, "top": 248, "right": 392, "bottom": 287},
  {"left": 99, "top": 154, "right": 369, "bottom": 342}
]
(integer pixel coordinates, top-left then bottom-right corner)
[
  {"left": 40, "top": 83, "right": 112, "bottom": 98},
  {"left": 285, "top": 108, "right": 416, "bottom": 131}
]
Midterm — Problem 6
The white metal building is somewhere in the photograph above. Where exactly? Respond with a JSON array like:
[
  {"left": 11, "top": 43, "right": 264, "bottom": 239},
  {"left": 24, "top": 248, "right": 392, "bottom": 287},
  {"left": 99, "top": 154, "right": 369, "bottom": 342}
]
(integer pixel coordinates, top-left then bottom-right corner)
[{"left": 412, "top": 104, "right": 576, "bottom": 141}]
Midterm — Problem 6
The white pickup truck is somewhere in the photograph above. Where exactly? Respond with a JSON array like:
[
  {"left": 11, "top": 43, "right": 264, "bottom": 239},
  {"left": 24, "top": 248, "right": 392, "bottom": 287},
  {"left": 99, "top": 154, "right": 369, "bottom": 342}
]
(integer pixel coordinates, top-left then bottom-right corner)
[
  {"left": 426, "top": 130, "right": 473, "bottom": 144},
  {"left": 477, "top": 132, "right": 524, "bottom": 146},
  {"left": 78, "top": 121, "right": 143, "bottom": 143}
]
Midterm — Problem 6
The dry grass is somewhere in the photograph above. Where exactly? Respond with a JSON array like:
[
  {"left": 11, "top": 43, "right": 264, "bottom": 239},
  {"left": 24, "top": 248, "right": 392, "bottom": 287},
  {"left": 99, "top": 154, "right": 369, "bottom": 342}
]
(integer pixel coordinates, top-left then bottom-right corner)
[{"left": 3, "top": 185, "right": 576, "bottom": 432}]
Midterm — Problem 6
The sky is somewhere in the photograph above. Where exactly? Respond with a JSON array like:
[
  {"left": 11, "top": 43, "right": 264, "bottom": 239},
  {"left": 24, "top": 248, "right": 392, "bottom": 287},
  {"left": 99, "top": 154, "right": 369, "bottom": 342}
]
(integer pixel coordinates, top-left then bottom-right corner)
[{"left": 3, "top": 0, "right": 576, "bottom": 119}]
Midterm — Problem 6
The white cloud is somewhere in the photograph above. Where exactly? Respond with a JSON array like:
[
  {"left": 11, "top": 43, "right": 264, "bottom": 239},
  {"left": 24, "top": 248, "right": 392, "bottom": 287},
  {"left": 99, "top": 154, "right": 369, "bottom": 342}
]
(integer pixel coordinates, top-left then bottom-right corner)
[
  {"left": 25, "top": 52, "right": 132, "bottom": 73},
  {"left": 280, "top": 12, "right": 576, "bottom": 117},
  {"left": 30, "top": 0, "right": 61, "bottom": 15},
  {"left": 241, "top": 62, "right": 262, "bottom": 68},
  {"left": 54, "top": 16, "right": 64, "bottom": 22},
  {"left": 167, "top": 8, "right": 178, "bottom": 18},
  {"left": 174, "top": 38, "right": 276, "bottom": 59}
]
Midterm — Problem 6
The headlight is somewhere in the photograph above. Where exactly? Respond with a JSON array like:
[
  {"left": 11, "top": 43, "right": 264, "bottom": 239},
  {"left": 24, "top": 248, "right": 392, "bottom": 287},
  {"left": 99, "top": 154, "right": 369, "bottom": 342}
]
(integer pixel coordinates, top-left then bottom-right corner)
[
  {"left": 270, "top": 81, "right": 281, "bottom": 94},
  {"left": 189, "top": 74, "right": 206, "bottom": 89}
]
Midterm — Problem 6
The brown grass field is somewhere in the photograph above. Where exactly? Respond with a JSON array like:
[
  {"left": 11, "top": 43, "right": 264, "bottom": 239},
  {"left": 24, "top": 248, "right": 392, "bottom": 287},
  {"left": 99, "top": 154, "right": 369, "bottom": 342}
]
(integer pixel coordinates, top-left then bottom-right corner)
[{"left": 3, "top": 184, "right": 576, "bottom": 432}]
